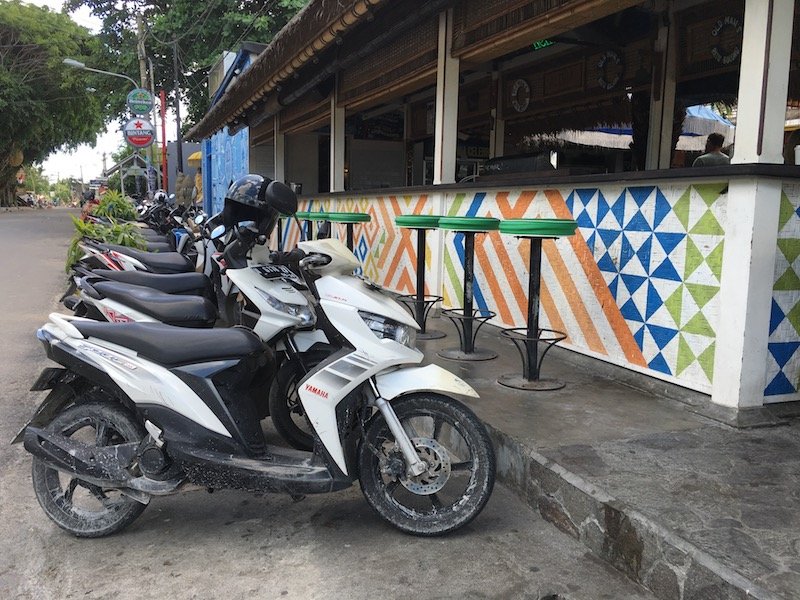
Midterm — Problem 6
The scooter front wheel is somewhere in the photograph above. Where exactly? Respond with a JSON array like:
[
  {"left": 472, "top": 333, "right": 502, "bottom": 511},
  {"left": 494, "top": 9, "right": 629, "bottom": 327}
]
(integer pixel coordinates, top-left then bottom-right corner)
[{"left": 358, "top": 393, "right": 495, "bottom": 536}]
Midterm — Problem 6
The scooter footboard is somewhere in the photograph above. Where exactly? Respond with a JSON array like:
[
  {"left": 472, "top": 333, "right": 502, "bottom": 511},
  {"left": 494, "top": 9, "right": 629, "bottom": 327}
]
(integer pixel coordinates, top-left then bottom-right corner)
[{"left": 374, "top": 364, "right": 479, "bottom": 400}]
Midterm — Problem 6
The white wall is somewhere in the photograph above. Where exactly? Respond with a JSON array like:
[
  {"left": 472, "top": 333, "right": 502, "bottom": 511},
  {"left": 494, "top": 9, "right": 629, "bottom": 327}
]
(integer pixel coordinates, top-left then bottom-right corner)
[
  {"left": 286, "top": 134, "right": 319, "bottom": 195},
  {"left": 349, "top": 139, "right": 405, "bottom": 190}
]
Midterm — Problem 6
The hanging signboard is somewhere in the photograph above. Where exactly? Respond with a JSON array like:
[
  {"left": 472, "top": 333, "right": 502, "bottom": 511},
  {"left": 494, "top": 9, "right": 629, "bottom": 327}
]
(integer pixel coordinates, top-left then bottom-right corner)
[
  {"left": 123, "top": 117, "right": 155, "bottom": 148},
  {"left": 126, "top": 88, "right": 154, "bottom": 115}
]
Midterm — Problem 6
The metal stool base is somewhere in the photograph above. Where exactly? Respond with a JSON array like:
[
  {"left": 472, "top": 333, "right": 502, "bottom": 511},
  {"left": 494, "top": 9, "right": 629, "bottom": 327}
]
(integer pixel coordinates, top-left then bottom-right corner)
[
  {"left": 497, "top": 374, "right": 565, "bottom": 391},
  {"left": 438, "top": 348, "right": 498, "bottom": 361},
  {"left": 418, "top": 330, "right": 446, "bottom": 340}
]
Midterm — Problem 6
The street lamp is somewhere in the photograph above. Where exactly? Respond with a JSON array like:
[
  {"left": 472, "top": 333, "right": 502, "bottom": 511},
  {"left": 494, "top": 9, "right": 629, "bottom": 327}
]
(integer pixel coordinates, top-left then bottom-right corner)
[{"left": 62, "top": 58, "right": 139, "bottom": 89}]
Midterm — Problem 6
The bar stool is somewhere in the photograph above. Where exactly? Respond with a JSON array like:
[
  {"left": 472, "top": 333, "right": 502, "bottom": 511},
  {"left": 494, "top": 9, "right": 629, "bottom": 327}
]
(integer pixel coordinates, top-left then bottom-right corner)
[
  {"left": 326, "top": 212, "right": 371, "bottom": 252},
  {"left": 497, "top": 218, "right": 576, "bottom": 390},
  {"left": 295, "top": 211, "right": 329, "bottom": 241},
  {"left": 395, "top": 215, "right": 445, "bottom": 340},
  {"left": 437, "top": 216, "right": 500, "bottom": 361}
]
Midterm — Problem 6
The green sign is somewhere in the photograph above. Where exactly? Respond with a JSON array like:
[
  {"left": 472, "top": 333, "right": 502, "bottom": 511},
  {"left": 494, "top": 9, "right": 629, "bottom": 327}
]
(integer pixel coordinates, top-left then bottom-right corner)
[
  {"left": 532, "top": 39, "right": 555, "bottom": 51},
  {"left": 126, "top": 88, "right": 153, "bottom": 115}
]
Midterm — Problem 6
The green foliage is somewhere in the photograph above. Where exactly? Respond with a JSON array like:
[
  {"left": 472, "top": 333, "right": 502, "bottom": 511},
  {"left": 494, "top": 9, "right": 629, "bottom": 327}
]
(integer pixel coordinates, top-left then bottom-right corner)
[
  {"left": 52, "top": 180, "right": 73, "bottom": 204},
  {"left": 66, "top": 215, "right": 146, "bottom": 272},
  {"left": 93, "top": 190, "right": 138, "bottom": 220},
  {"left": 65, "top": 0, "right": 309, "bottom": 128},
  {"left": 0, "top": 1, "right": 120, "bottom": 205}
]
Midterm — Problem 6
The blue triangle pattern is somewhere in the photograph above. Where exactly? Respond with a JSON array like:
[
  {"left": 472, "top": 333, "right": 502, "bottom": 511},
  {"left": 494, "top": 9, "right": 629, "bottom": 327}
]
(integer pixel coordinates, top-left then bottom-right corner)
[
  {"left": 653, "top": 189, "right": 672, "bottom": 229},
  {"left": 620, "top": 273, "right": 647, "bottom": 294},
  {"left": 596, "top": 192, "right": 610, "bottom": 226},
  {"left": 648, "top": 352, "right": 672, "bottom": 375},
  {"left": 577, "top": 188, "right": 597, "bottom": 206},
  {"left": 765, "top": 371, "right": 795, "bottom": 396},
  {"left": 768, "top": 342, "right": 800, "bottom": 368},
  {"left": 586, "top": 232, "right": 596, "bottom": 254},
  {"left": 607, "top": 275, "right": 619, "bottom": 298},
  {"left": 620, "top": 235, "right": 635, "bottom": 270},
  {"left": 621, "top": 298, "right": 644, "bottom": 322},
  {"left": 597, "top": 252, "right": 618, "bottom": 273},
  {"left": 651, "top": 258, "right": 682, "bottom": 281},
  {"left": 611, "top": 190, "right": 626, "bottom": 227},
  {"left": 770, "top": 300, "right": 786, "bottom": 335},
  {"left": 633, "top": 325, "right": 645, "bottom": 349},
  {"left": 645, "top": 281, "right": 663, "bottom": 319},
  {"left": 655, "top": 232, "right": 685, "bottom": 255},
  {"left": 647, "top": 324, "right": 679, "bottom": 350},
  {"left": 626, "top": 210, "right": 651, "bottom": 232},
  {"left": 636, "top": 235, "right": 653, "bottom": 272},
  {"left": 598, "top": 228, "right": 621, "bottom": 248},
  {"left": 565, "top": 191, "right": 576, "bottom": 215},
  {"left": 629, "top": 186, "right": 655, "bottom": 207},
  {"left": 576, "top": 208, "right": 595, "bottom": 229}
]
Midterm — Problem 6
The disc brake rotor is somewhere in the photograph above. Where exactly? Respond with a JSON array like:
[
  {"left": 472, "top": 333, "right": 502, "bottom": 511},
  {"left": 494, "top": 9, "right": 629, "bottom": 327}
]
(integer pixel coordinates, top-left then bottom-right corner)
[{"left": 398, "top": 437, "right": 451, "bottom": 495}]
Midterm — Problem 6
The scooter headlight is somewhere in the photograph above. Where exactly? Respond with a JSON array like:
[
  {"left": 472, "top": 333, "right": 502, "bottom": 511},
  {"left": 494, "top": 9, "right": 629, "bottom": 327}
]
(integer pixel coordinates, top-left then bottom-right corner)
[
  {"left": 254, "top": 288, "right": 315, "bottom": 326},
  {"left": 358, "top": 311, "right": 416, "bottom": 348}
]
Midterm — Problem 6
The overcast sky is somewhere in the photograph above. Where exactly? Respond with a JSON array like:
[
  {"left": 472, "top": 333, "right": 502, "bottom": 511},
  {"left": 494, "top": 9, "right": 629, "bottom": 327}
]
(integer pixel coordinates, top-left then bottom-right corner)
[{"left": 28, "top": 0, "right": 185, "bottom": 182}]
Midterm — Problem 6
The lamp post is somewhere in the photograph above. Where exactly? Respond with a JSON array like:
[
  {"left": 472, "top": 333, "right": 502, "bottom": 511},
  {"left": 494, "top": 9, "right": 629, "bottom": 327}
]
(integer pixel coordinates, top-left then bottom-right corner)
[{"left": 62, "top": 58, "right": 139, "bottom": 89}]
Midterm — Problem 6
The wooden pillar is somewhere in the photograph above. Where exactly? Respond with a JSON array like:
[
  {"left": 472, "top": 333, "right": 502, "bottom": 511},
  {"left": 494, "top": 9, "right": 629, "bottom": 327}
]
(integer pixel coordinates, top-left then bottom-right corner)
[
  {"left": 433, "top": 9, "right": 459, "bottom": 185},
  {"left": 645, "top": 5, "right": 678, "bottom": 170},
  {"left": 274, "top": 113, "right": 285, "bottom": 184},
  {"left": 489, "top": 71, "right": 505, "bottom": 159},
  {"left": 330, "top": 76, "right": 345, "bottom": 192},
  {"left": 712, "top": 0, "right": 795, "bottom": 409}
]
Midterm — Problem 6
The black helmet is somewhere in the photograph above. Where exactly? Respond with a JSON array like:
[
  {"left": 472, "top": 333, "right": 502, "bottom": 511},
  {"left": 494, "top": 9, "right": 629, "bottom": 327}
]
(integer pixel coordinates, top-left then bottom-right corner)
[{"left": 222, "top": 174, "right": 297, "bottom": 236}]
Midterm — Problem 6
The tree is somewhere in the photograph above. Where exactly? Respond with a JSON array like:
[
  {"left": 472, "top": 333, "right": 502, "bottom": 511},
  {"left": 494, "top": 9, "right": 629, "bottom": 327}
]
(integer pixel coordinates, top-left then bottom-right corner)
[
  {"left": 65, "top": 0, "right": 309, "bottom": 128},
  {"left": 0, "top": 2, "right": 120, "bottom": 205}
]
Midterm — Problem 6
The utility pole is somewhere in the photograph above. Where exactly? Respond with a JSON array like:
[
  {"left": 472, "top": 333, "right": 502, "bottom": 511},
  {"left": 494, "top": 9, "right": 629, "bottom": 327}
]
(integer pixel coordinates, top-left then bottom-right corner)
[
  {"left": 136, "top": 15, "right": 156, "bottom": 190},
  {"left": 172, "top": 38, "right": 183, "bottom": 178}
]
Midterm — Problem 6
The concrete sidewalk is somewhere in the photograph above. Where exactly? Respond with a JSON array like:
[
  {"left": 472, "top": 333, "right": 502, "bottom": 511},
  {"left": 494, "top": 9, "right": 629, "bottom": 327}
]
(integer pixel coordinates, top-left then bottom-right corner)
[{"left": 418, "top": 323, "right": 800, "bottom": 600}]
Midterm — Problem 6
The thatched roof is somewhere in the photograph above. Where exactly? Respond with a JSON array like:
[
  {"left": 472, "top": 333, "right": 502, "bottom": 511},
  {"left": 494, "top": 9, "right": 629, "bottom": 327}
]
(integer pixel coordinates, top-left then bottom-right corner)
[{"left": 187, "top": 0, "right": 387, "bottom": 141}]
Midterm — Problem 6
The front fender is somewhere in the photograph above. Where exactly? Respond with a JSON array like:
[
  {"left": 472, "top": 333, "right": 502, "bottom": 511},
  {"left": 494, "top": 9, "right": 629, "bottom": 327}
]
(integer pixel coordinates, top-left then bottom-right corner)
[{"left": 374, "top": 364, "right": 479, "bottom": 400}]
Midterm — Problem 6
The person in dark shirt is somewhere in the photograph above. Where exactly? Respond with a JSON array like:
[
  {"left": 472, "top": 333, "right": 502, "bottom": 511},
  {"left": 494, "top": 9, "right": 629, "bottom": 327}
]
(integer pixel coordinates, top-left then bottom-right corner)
[{"left": 693, "top": 133, "right": 730, "bottom": 167}]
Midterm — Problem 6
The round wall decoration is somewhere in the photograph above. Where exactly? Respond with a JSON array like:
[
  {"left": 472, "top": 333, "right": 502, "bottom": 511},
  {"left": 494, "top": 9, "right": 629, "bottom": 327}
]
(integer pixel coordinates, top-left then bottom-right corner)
[
  {"left": 597, "top": 50, "right": 623, "bottom": 90},
  {"left": 510, "top": 78, "right": 531, "bottom": 113},
  {"left": 711, "top": 15, "right": 743, "bottom": 65}
]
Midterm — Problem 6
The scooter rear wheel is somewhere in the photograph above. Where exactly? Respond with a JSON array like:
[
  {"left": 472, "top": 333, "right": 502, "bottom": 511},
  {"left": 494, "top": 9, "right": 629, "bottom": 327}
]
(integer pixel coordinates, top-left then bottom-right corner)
[
  {"left": 31, "top": 400, "right": 147, "bottom": 538},
  {"left": 358, "top": 393, "right": 495, "bottom": 536}
]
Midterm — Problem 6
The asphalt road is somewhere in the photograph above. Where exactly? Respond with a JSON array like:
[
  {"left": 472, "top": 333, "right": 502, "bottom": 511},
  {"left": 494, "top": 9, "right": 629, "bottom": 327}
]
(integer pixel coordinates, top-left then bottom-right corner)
[{"left": 0, "top": 208, "right": 654, "bottom": 600}]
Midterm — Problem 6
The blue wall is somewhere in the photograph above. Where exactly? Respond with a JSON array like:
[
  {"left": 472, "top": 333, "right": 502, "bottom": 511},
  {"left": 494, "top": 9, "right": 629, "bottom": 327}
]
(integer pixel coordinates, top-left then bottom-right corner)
[{"left": 204, "top": 126, "right": 250, "bottom": 215}]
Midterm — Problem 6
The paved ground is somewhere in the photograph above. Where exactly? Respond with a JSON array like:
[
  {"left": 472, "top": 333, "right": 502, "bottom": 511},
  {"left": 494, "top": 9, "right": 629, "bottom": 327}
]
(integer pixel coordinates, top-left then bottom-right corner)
[{"left": 0, "top": 209, "right": 655, "bottom": 600}]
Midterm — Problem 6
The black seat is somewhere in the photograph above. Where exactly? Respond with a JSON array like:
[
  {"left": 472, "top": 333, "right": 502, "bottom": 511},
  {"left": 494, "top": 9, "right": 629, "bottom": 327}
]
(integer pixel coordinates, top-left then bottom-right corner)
[
  {"left": 92, "top": 281, "right": 216, "bottom": 327},
  {"left": 144, "top": 241, "right": 172, "bottom": 252},
  {"left": 101, "top": 244, "right": 193, "bottom": 274},
  {"left": 91, "top": 269, "right": 212, "bottom": 296},
  {"left": 72, "top": 321, "right": 264, "bottom": 366}
]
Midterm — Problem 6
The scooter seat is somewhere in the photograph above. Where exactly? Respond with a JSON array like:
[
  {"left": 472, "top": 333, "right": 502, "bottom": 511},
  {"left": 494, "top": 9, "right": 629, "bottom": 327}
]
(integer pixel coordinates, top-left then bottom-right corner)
[
  {"left": 91, "top": 269, "right": 212, "bottom": 296},
  {"left": 144, "top": 241, "right": 172, "bottom": 252},
  {"left": 92, "top": 281, "right": 216, "bottom": 327},
  {"left": 102, "top": 244, "right": 193, "bottom": 274},
  {"left": 72, "top": 321, "right": 264, "bottom": 366}
]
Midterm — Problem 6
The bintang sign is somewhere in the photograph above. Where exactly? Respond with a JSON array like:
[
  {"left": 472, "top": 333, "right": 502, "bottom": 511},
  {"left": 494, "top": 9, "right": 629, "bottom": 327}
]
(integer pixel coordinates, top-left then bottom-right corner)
[{"left": 123, "top": 117, "right": 156, "bottom": 148}]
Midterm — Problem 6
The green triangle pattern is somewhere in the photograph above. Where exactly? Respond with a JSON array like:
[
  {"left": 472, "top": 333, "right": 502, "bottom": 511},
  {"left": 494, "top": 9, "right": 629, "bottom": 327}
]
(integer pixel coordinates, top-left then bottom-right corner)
[
  {"left": 690, "top": 210, "right": 724, "bottom": 235},
  {"left": 774, "top": 267, "right": 800, "bottom": 291},
  {"left": 685, "top": 283, "right": 719, "bottom": 309},
  {"left": 786, "top": 301, "right": 800, "bottom": 336},
  {"left": 674, "top": 189, "right": 691, "bottom": 230},
  {"left": 697, "top": 341, "right": 716, "bottom": 381},
  {"left": 778, "top": 238, "right": 800, "bottom": 264},
  {"left": 676, "top": 334, "right": 695, "bottom": 375},
  {"left": 778, "top": 191, "right": 795, "bottom": 231},
  {"left": 683, "top": 311, "right": 714, "bottom": 337},
  {"left": 706, "top": 241, "right": 724, "bottom": 281},
  {"left": 684, "top": 238, "right": 704, "bottom": 279},
  {"left": 664, "top": 285, "right": 684, "bottom": 327},
  {"left": 693, "top": 183, "right": 726, "bottom": 207}
]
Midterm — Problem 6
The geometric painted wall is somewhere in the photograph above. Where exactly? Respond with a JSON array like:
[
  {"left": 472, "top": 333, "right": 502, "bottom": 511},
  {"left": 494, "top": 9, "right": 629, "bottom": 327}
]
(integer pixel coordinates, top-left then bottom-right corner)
[
  {"left": 765, "top": 184, "right": 800, "bottom": 401},
  {"left": 286, "top": 180, "right": 737, "bottom": 395}
]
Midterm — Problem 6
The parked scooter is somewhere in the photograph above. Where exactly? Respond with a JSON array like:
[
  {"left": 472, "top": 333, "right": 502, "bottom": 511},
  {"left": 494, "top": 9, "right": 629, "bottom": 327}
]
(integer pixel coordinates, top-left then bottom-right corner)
[{"left": 15, "top": 180, "right": 495, "bottom": 538}]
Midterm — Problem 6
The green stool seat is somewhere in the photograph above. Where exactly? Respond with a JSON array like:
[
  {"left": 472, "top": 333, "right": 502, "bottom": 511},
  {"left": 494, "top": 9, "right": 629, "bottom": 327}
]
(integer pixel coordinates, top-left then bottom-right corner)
[
  {"left": 499, "top": 219, "right": 577, "bottom": 237},
  {"left": 327, "top": 212, "right": 371, "bottom": 223},
  {"left": 496, "top": 218, "right": 576, "bottom": 391},
  {"left": 438, "top": 216, "right": 500, "bottom": 232},
  {"left": 395, "top": 215, "right": 441, "bottom": 229},
  {"left": 295, "top": 211, "right": 329, "bottom": 221}
]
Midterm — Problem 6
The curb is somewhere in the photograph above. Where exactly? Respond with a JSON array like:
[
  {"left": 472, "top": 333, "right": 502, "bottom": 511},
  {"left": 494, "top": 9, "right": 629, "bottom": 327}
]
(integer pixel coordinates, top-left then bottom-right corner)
[{"left": 487, "top": 424, "right": 783, "bottom": 600}]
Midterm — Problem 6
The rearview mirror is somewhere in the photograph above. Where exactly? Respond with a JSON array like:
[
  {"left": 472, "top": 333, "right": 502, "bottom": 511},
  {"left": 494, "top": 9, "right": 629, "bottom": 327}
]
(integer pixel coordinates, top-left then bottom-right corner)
[{"left": 210, "top": 225, "right": 226, "bottom": 240}]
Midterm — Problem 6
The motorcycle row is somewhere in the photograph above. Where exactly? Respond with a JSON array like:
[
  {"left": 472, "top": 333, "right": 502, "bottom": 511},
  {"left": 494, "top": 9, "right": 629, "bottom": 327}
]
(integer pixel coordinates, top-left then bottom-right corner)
[{"left": 14, "top": 175, "right": 496, "bottom": 538}]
